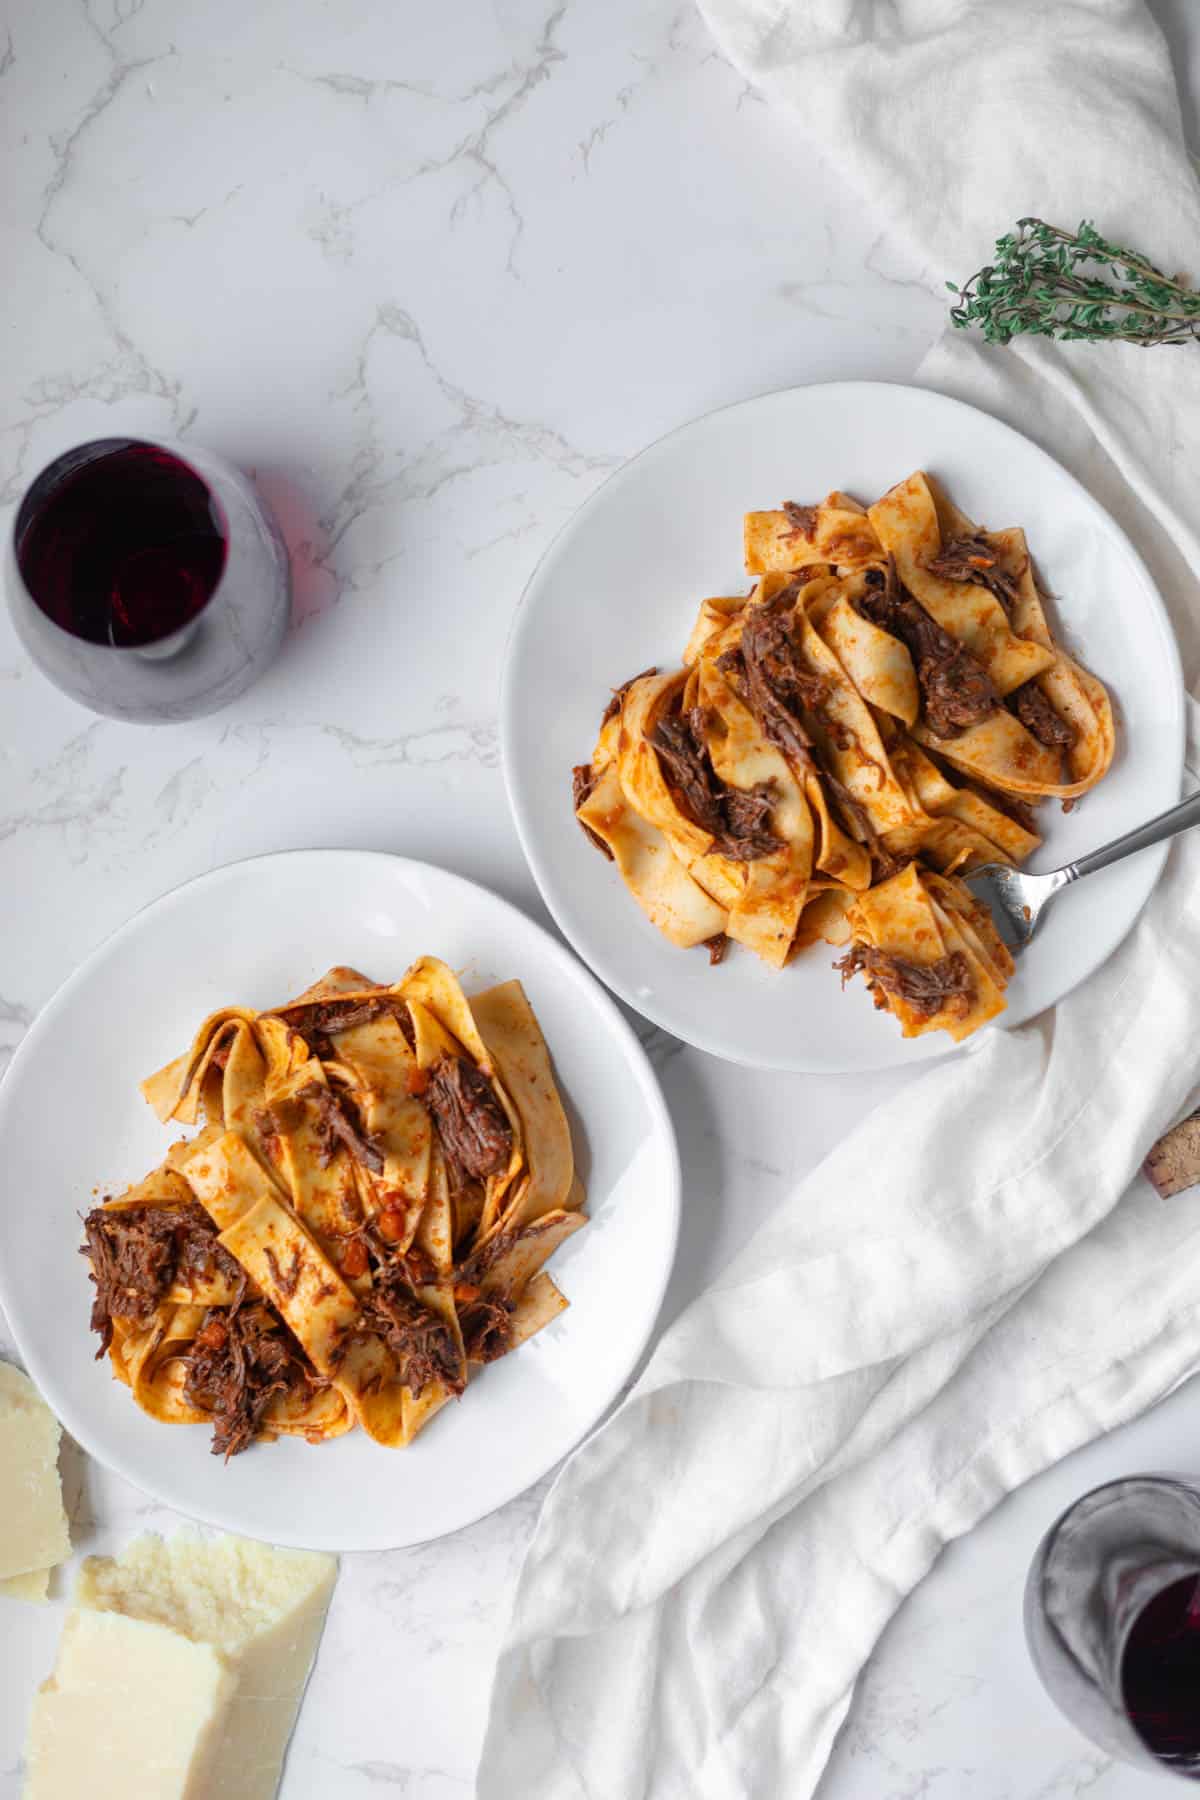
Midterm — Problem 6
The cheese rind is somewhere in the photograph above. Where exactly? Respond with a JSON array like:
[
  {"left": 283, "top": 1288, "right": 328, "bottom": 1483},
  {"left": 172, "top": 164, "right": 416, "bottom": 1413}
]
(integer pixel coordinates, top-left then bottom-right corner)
[
  {"left": 0, "top": 1363, "right": 70, "bottom": 1582},
  {"left": 76, "top": 1532, "right": 337, "bottom": 1800},
  {"left": 24, "top": 1608, "right": 236, "bottom": 1800}
]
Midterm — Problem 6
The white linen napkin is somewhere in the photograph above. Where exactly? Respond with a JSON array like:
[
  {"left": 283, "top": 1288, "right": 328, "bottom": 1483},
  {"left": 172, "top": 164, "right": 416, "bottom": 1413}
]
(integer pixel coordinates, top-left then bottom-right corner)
[{"left": 478, "top": 5, "right": 1200, "bottom": 1794}]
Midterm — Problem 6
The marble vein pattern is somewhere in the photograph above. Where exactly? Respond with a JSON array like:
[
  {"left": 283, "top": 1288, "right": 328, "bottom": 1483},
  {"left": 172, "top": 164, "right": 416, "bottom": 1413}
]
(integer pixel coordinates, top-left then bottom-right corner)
[{"left": 1, "top": 0, "right": 1197, "bottom": 1795}]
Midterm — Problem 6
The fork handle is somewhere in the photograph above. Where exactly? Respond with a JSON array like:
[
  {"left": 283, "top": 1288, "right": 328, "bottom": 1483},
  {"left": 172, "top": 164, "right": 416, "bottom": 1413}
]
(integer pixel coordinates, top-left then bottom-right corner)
[{"left": 1065, "top": 787, "right": 1200, "bottom": 883}]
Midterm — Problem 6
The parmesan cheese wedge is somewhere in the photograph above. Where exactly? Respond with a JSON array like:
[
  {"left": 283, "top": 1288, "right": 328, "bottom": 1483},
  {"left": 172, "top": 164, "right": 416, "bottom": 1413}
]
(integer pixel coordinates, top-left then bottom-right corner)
[
  {"left": 73, "top": 1532, "right": 337, "bottom": 1800},
  {"left": 25, "top": 1608, "right": 236, "bottom": 1799},
  {"left": 0, "top": 1362, "right": 69, "bottom": 1591},
  {"left": 0, "top": 1566, "right": 52, "bottom": 1603}
]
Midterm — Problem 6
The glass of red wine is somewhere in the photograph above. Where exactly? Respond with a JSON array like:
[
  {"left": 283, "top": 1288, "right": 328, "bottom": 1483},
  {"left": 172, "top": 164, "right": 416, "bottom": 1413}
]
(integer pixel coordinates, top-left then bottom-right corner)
[
  {"left": 1026, "top": 1475, "right": 1200, "bottom": 1780},
  {"left": 6, "top": 437, "right": 290, "bottom": 722}
]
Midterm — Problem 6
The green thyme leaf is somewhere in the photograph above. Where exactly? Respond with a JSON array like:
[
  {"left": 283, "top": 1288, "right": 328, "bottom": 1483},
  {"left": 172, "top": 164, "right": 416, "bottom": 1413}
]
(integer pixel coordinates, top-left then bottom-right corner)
[{"left": 949, "top": 218, "right": 1200, "bottom": 347}]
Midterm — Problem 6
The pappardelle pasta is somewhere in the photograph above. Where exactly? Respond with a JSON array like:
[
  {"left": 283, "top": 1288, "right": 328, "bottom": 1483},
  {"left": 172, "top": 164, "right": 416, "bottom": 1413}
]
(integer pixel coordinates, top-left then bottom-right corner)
[
  {"left": 82, "top": 960, "right": 584, "bottom": 1456},
  {"left": 572, "top": 471, "right": 1114, "bottom": 1043}
]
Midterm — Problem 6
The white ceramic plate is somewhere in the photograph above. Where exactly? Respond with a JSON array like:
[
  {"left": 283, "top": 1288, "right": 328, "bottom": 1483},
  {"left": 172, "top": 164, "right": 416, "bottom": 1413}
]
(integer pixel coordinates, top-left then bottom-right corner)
[
  {"left": 0, "top": 852, "right": 679, "bottom": 1550},
  {"left": 502, "top": 381, "right": 1184, "bottom": 1072}
]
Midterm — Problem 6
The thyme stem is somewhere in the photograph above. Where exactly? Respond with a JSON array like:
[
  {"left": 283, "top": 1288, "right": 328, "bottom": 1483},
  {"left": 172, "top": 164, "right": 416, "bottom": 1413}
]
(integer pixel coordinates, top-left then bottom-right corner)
[{"left": 948, "top": 218, "right": 1200, "bottom": 347}]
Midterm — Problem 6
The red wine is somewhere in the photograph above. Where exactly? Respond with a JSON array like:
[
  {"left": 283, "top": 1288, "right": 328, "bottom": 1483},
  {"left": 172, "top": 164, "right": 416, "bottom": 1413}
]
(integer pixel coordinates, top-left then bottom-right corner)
[
  {"left": 1121, "top": 1574, "right": 1200, "bottom": 1770},
  {"left": 16, "top": 440, "right": 228, "bottom": 648}
]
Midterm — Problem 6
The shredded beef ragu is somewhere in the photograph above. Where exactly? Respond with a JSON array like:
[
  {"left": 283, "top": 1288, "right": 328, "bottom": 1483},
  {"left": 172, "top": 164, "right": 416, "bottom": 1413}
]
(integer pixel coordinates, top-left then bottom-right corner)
[
  {"left": 81, "top": 1202, "right": 240, "bottom": 1358},
  {"left": 732, "top": 593, "right": 823, "bottom": 771},
  {"left": 331, "top": 1230, "right": 457, "bottom": 1392},
  {"left": 455, "top": 1226, "right": 520, "bottom": 1292},
  {"left": 869, "top": 845, "right": 915, "bottom": 884},
  {"left": 720, "top": 617, "right": 874, "bottom": 846},
  {"left": 268, "top": 993, "right": 414, "bottom": 1059},
  {"left": 290, "top": 1080, "right": 386, "bottom": 1174},
  {"left": 722, "top": 782, "right": 777, "bottom": 843},
  {"left": 359, "top": 1260, "right": 464, "bottom": 1397},
  {"left": 818, "top": 769, "right": 874, "bottom": 845},
  {"left": 650, "top": 713, "right": 720, "bottom": 829},
  {"left": 397, "top": 1244, "right": 439, "bottom": 1288},
  {"left": 1011, "top": 681, "right": 1075, "bottom": 750},
  {"left": 650, "top": 708, "right": 780, "bottom": 861},
  {"left": 183, "top": 1297, "right": 313, "bottom": 1458},
  {"left": 253, "top": 1105, "right": 285, "bottom": 1167},
  {"left": 601, "top": 665, "right": 658, "bottom": 728},
  {"left": 572, "top": 764, "right": 596, "bottom": 811},
  {"left": 459, "top": 1294, "right": 514, "bottom": 1363},
  {"left": 572, "top": 762, "right": 616, "bottom": 860},
  {"left": 925, "top": 531, "right": 1021, "bottom": 616},
  {"left": 858, "top": 557, "right": 999, "bottom": 738},
  {"left": 426, "top": 1057, "right": 513, "bottom": 1191},
  {"left": 835, "top": 942, "right": 974, "bottom": 1020},
  {"left": 781, "top": 500, "right": 819, "bottom": 541}
]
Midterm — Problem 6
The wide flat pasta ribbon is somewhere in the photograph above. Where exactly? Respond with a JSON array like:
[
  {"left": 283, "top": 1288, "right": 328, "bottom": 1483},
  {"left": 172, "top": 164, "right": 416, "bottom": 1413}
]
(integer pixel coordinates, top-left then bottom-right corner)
[
  {"left": 869, "top": 473, "right": 1055, "bottom": 695},
  {"left": 744, "top": 490, "right": 882, "bottom": 575}
]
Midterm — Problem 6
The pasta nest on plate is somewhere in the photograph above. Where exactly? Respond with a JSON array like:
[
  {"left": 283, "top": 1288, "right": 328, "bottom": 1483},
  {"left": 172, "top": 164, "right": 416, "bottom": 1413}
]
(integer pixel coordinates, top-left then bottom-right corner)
[
  {"left": 82, "top": 959, "right": 584, "bottom": 1456},
  {"left": 573, "top": 471, "right": 1113, "bottom": 1043}
]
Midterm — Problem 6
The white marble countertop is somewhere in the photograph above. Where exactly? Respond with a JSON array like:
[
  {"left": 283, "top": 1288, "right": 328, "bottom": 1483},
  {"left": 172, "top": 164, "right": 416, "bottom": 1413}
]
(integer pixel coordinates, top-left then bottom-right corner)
[{"left": 3, "top": 2, "right": 1199, "bottom": 1795}]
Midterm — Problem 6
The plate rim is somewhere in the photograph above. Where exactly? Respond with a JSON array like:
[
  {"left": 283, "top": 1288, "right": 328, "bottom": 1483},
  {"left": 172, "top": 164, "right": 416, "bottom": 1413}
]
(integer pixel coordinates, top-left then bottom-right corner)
[
  {"left": 0, "top": 847, "right": 682, "bottom": 1550},
  {"left": 500, "top": 377, "right": 1185, "bottom": 1073}
]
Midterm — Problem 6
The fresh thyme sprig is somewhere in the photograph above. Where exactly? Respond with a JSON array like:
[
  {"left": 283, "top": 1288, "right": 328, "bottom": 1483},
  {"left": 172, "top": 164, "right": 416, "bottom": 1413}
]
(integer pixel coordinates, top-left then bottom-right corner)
[{"left": 948, "top": 218, "right": 1200, "bottom": 346}]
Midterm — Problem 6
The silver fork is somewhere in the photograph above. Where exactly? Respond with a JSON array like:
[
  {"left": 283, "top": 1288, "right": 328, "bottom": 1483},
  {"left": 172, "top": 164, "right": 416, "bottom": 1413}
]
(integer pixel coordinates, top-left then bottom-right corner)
[{"left": 965, "top": 789, "right": 1200, "bottom": 950}]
